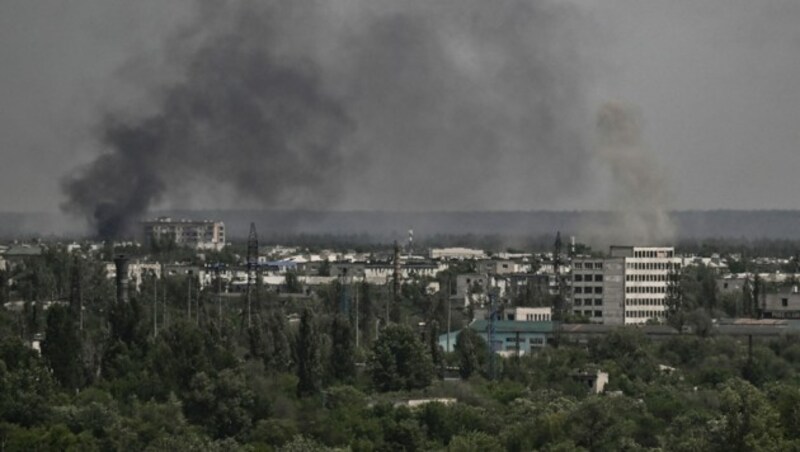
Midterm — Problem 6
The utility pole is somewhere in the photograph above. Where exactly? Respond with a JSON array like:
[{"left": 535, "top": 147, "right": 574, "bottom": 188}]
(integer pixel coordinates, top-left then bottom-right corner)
[
  {"left": 187, "top": 270, "right": 193, "bottom": 321},
  {"left": 487, "top": 282, "right": 498, "bottom": 381},
  {"left": 446, "top": 275, "right": 452, "bottom": 353},
  {"left": 216, "top": 265, "right": 222, "bottom": 330},
  {"left": 152, "top": 270, "right": 158, "bottom": 338},
  {"left": 355, "top": 278, "right": 360, "bottom": 350},
  {"left": 163, "top": 269, "right": 169, "bottom": 330}
]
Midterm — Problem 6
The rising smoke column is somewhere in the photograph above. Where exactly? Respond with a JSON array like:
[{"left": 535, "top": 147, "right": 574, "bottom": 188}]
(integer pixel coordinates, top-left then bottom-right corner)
[
  {"left": 63, "top": 0, "right": 596, "bottom": 237},
  {"left": 595, "top": 101, "right": 675, "bottom": 244},
  {"left": 62, "top": 5, "right": 353, "bottom": 238}
]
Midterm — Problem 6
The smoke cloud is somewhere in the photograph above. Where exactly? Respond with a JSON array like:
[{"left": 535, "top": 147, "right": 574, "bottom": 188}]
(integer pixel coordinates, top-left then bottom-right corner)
[
  {"left": 62, "top": 0, "right": 596, "bottom": 238},
  {"left": 593, "top": 101, "right": 675, "bottom": 244}
]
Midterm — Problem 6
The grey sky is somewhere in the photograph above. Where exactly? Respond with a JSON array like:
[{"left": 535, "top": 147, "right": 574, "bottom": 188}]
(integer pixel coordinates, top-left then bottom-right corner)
[{"left": 2, "top": 0, "right": 800, "bottom": 215}]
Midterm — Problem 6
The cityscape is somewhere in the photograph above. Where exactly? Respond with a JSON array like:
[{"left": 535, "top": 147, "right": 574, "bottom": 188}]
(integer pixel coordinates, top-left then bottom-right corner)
[{"left": 3, "top": 1, "right": 800, "bottom": 451}]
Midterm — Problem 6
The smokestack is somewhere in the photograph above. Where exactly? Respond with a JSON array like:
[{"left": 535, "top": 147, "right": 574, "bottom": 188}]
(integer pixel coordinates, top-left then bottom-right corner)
[{"left": 114, "top": 255, "right": 130, "bottom": 303}]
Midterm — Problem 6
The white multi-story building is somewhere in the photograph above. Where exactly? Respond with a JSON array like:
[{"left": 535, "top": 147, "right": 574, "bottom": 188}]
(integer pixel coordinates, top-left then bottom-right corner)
[
  {"left": 612, "top": 246, "right": 682, "bottom": 325},
  {"left": 141, "top": 217, "right": 226, "bottom": 251}
]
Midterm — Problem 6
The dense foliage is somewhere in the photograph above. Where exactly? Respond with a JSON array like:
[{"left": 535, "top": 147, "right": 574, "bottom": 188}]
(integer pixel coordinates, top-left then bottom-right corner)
[{"left": 3, "top": 244, "right": 800, "bottom": 451}]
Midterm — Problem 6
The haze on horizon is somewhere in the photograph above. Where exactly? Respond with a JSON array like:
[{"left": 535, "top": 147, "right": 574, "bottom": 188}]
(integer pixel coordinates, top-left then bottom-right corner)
[{"left": 1, "top": 0, "right": 800, "bottom": 222}]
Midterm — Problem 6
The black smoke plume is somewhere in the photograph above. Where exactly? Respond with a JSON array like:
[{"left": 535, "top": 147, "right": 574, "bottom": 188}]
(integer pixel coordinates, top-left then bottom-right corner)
[{"left": 63, "top": 0, "right": 595, "bottom": 238}]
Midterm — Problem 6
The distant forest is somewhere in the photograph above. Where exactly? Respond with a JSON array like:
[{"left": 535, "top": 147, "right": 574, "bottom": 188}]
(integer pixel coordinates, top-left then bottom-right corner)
[{"left": 5, "top": 210, "right": 800, "bottom": 248}]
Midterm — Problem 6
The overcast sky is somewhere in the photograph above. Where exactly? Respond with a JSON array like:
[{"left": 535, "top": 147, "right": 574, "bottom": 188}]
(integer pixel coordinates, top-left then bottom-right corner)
[{"left": 2, "top": 0, "right": 800, "bottom": 214}]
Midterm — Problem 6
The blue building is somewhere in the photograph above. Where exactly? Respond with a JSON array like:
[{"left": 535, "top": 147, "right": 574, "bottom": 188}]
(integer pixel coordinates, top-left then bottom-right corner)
[{"left": 438, "top": 320, "right": 554, "bottom": 354}]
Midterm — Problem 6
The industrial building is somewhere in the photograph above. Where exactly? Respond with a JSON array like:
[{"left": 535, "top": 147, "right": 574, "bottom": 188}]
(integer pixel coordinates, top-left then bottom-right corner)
[
  {"left": 571, "top": 246, "right": 682, "bottom": 325},
  {"left": 141, "top": 217, "right": 226, "bottom": 251}
]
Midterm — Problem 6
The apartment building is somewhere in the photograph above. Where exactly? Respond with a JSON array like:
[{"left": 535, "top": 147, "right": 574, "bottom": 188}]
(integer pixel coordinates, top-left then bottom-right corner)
[
  {"left": 571, "top": 256, "right": 625, "bottom": 325},
  {"left": 614, "top": 246, "right": 682, "bottom": 325},
  {"left": 142, "top": 217, "right": 226, "bottom": 251},
  {"left": 571, "top": 246, "right": 681, "bottom": 325}
]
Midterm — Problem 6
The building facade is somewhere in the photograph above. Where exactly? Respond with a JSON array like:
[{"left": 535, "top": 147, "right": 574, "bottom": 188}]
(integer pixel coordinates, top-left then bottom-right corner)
[
  {"left": 571, "top": 246, "right": 681, "bottom": 325},
  {"left": 764, "top": 286, "right": 800, "bottom": 319},
  {"left": 142, "top": 217, "right": 226, "bottom": 251}
]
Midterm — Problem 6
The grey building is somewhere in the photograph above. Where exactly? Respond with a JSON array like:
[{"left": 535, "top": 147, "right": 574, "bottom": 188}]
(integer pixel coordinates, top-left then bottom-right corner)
[
  {"left": 572, "top": 257, "right": 625, "bottom": 325},
  {"left": 764, "top": 286, "right": 800, "bottom": 319}
]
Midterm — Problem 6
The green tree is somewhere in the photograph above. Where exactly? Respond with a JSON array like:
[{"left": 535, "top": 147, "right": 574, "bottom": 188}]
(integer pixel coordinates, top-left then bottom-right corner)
[
  {"left": 665, "top": 266, "right": 687, "bottom": 331},
  {"left": 455, "top": 328, "right": 486, "bottom": 379},
  {"left": 329, "top": 315, "right": 356, "bottom": 383},
  {"left": 295, "top": 308, "right": 323, "bottom": 397},
  {"left": 448, "top": 431, "right": 503, "bottom": 452},
  {"left": 184, "top": 369, "right": 256, "bottom": 439},
  {"left": 712, "top": 378, "right": 784, "bottom": 452},
  {"left": 268, "top": 311, "right": 293, "bottom": 373},
  {"left": 42, "top": 305, "right": 83, "bottom": 389},
  {"left": 357, "top": 281, "right": 374, "bottom": 347},
  {"left": 285, "top": 271, "right": 302, "bottom": 294},
  {"left": 368, "top": 324, "right": 434, "bottom": 392}
]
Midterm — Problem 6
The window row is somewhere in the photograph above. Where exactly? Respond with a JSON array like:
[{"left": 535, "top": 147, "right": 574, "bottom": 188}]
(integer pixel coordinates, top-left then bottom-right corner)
[
  {"left": 574, "top": 274, "right": 604, "bottom": 282},
  {"left": 626, "top": 286, "right": 667, "bottom": 294},
  {"left": 573, "top": 310, "right": 603, "bottom": 318},
  {"left": 626, "top": 310, "right": 666, "bottom": 318},
  {"left": 574, "top": 298, "right": 603, "bottom": 307},
  {"left": 626, "top": 274, "right": 675, "bottom": 282},
  {"left": 626, "top": 262, "right": 681, "bottom": 271},
  {"left": 574, "top": 286, "right": 603, "bottom": 294},
  {"left": 634, "top": 250, "right": 674, "bottom": 258},
  {"left": 524, "top": 314, "right": 550, "bottom": 321},
  {"left": 573, "top": 262, "right": 604, "bottom": 270},
  {"left": 625, "top": 298, "right": 664, "bottom": 306}
]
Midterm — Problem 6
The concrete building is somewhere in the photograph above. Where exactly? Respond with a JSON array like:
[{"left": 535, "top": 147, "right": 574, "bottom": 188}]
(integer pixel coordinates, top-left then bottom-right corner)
[
  {"left": 502, "top": 306, "right": 552, "bottom": 322},
  {"left": 764, "top": 286, "right": 800, "bottom": 319},
  {"left": 571, "top": 246, "right": 681, "bottom": 325},
  {"left": 571, "top": 370, "right": 609, "bottom": 394},
  {"left": 717, "top": 274, "right": 749, "bottom": 295},
  {"left": 617, "top": 246, "right": 682, "bottom": 324},
  {"left": 506, "top": 273, "right": 558, "bottom": 301},
  {"left": 571, "top": 256, "right": 625, "bottom": 325},
  {"left": 142, "top": 217, "right": 226, "bottom": 251},
  {"left": 438, "top": 319, "right": 553, "bottom": 354},
  {"left": 430, "top": 247, "right": 487, "bottom": 260},
  {"left": 477, "top": 259, "right": 526, "bottom": 275}
]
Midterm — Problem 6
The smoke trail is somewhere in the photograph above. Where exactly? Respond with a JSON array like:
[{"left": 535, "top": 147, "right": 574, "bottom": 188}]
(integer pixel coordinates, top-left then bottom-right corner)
[
  {"left": 63, "top": 0, "right": 595, "bottom": 237},
  {"left": 594, "top": 101, "right": 675, "bottom": 244}
]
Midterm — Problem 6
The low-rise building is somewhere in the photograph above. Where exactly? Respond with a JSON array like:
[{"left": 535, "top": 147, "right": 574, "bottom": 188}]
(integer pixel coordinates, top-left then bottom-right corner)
[
  {"left": 430, "top": 247, "right": 487, "bottom": 260},
  {"left": 438, "top": 319, "right": 553, "bottom": 354},
  {"left": 764, "top": 286, "right": 800, "bottom": 319},
  {"left": 501, "top": 306, "right": 552, "bottom": 322}
]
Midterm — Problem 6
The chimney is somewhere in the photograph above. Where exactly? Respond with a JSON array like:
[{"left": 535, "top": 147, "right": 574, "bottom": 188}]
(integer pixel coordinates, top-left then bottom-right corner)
[{"left": 114, "top": 255, "right": 130, "bottom": 303}]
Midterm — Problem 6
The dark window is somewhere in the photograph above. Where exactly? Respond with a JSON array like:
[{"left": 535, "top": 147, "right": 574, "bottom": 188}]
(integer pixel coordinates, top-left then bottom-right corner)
[
  {"left": 575, "top": 274, "right": 584, "bottom": 282},
  {"left": 575, "top": 287, "right": 583, "bottom": 294},
  {"left": 574, "top": 299, "right": 582, "bottom": 306},
  {"left": 595, "top": 275, "right": 604, "bottom": 282},
  {"left": 594, "top": 311, "right": 602, "bottom": 317},
  {"left": 783, "top": 298, "right": 789, "bottom": 307},
  {"left": 594, "top": 287, "right": 603, "bottom": 294},
  {"left": 595, "top": 299, "right": 603, "bottom": 306}
]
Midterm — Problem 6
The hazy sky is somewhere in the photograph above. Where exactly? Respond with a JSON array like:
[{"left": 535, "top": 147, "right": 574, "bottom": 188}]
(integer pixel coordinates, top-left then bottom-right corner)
[{"left": 2, "top": 0, "right": 800, "bottom": 215}]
